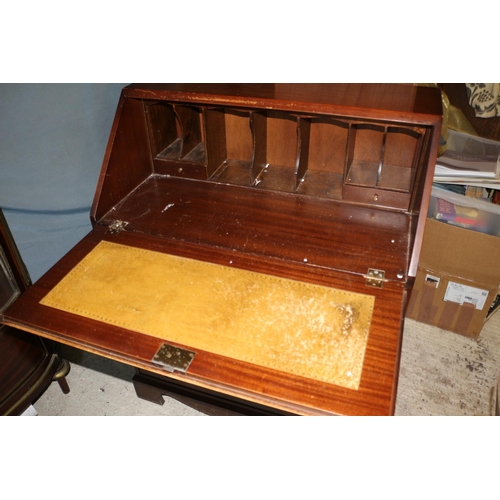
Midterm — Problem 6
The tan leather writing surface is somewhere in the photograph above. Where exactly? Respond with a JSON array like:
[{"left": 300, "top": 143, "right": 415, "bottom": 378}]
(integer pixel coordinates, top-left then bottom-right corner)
[{"left": 40, "top": 241, "right": 374, "bottom": 389}]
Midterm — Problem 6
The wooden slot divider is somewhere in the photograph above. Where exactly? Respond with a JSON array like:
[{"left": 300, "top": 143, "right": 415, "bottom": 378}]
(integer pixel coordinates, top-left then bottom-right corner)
[
  {"left": 295, "top": 116, "right": 310, "bottom": 190},
  {"left": 250, "top": 111, "right": 268, "bottom": 185},
  {"left": 174, "top": 105, "right": 203, "bottom": 159}
]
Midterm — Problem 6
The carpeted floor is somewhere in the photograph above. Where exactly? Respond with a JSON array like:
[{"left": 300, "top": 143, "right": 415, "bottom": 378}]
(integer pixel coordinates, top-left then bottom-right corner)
[
  {"left": 30, "top": 310, "right": 500, "bottom": 416},
  {"left": 396, "top": 314, "right": 500, "bottom": 416}
]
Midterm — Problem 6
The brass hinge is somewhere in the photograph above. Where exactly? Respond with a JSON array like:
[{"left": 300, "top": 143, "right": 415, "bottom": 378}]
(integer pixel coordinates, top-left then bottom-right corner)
[
  {"left": 151, "top": 343, "right": 196, "bottom": 373},
  {"left": 365, "top": 268, "right": 386, "bottom": 288},
  {"left": 107, "top": 220, "right": 128, "bottom": 235}
]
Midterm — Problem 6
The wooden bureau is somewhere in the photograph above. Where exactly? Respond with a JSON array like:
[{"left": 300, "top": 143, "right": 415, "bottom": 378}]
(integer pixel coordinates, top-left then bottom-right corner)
[{"left": 2, "top": 84, "right": 442, "bottom": 415}]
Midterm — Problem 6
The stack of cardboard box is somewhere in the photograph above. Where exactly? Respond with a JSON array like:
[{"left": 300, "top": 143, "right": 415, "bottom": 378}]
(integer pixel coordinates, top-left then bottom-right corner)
[{"left": 407, "top": 125, "right": 500, "bottom": 339}]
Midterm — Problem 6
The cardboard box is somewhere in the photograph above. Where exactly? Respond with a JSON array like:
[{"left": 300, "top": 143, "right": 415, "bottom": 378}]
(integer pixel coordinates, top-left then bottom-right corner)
[{"left": 407, "top": 217, "right": 500, "bottom": 339}]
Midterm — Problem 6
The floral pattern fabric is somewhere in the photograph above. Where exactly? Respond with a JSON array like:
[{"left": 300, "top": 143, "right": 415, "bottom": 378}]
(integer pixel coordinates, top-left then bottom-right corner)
[{"left": 466, "top": 83, "right": 500, "bottom": 118}]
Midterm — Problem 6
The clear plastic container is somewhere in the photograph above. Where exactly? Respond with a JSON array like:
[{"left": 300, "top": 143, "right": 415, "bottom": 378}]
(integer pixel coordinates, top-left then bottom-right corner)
[
  {"left": 429, "top": 185, "right": 500, "bottom": 237},
  {"left": 446, "top": 129, "right": 500, "bottom": 158}
]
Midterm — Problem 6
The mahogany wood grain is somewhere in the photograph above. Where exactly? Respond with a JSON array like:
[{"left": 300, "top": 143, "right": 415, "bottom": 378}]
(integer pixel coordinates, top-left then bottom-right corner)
[
  {"left": 224, "top": 109, "right": 253, "bottom": 162},
  {"left": 307, "top": 117, "right": 348, "bottom": 174},
  {"left": 97, "top": 175, "right": 413, "bottom": 284},
  {"left": 123, "top": 84, "right": 442, "bottom": 124}
]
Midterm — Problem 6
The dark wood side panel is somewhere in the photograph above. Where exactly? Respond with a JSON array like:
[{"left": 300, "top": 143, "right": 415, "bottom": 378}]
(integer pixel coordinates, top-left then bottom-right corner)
[
  {"left": 91, "top": 96, "right": 154, "bottom": 222},
  {"left": 407, "top": 122, "right": 442, "bottom": 277}
]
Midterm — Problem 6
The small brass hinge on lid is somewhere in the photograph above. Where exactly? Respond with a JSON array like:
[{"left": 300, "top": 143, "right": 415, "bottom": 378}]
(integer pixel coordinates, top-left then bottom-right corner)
[
  {"left": 107, "top": 220, "right": 128, "bottom": 235},
  {"left": 365, "top": 268, "right": 386, "bottom": 288},
  {"left": 151, "top": 343, "right": 196, "bottom": 373}
]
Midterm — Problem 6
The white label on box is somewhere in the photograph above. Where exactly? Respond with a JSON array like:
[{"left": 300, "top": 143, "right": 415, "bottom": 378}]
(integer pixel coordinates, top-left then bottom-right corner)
[{"left": 444, "top": 281, "right": 489, "bottom": 310}]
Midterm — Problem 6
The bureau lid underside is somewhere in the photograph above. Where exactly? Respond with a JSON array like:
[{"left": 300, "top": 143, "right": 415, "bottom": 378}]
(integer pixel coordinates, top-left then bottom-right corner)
[{"left": 3, "top": 220, "right": 407, "bottom": 416}]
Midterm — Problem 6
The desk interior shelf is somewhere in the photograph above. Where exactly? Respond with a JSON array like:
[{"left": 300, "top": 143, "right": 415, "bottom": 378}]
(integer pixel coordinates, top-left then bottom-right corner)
[{"left": 142, "top": 98, "right": 431, "bottom": 211}]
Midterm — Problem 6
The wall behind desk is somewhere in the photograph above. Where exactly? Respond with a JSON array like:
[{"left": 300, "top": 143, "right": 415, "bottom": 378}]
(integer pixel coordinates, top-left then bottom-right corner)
[{"left": 0, "top": 84, "right": 126, "bottom": 282}]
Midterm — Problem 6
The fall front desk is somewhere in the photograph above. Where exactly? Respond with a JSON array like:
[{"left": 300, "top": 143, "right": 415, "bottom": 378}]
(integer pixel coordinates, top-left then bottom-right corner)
[{"left": 2, "top": 84, "right": 442, "bottom": 415}]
